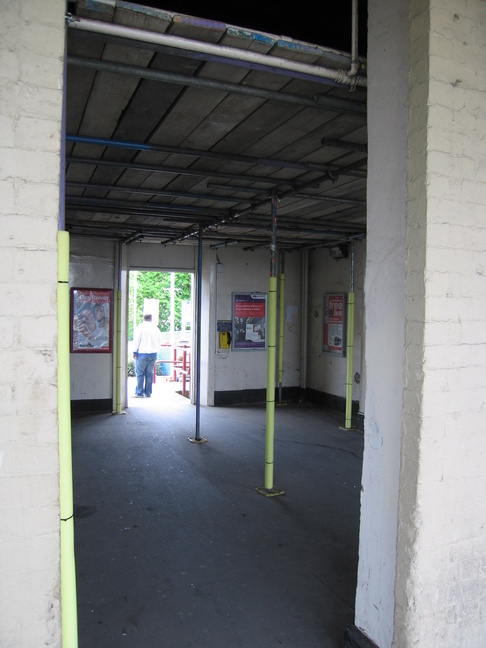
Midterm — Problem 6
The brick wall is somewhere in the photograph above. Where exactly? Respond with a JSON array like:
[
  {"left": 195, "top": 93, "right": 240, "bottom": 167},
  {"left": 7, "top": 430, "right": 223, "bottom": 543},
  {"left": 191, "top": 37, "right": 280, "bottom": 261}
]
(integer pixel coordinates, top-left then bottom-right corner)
[
  {"left": 0, "top": 1, "right": 65, "bottom": 645},
  {"left": 354, "top": 0, "right": 409, "bottom": 645},
  {"left": 396, "top": 1, "right": 486, "bottom": 645}
]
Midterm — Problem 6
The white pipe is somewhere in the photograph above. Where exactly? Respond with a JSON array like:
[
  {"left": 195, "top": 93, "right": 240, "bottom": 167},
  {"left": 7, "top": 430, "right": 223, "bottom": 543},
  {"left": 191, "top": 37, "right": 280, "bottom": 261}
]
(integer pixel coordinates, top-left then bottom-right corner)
[{"left": 67, "top": 17, "right": 366, "bottom": 88}]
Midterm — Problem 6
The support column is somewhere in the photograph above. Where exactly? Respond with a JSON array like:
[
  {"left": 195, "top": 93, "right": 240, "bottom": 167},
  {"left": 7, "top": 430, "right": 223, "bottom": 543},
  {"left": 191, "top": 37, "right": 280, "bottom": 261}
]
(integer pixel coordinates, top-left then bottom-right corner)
[
  {"left": 343, "top": 242, "right": 355, "bottom": 429},
  {"left": 58, "top": 230, "right": 78, "bottom": 648},
  {"left": 189, "top": 227, "right": 206, "bottom": 443},
  {"left": 351, "top": 0, "right": 408, "bottom": 646},
  {"left": 278, "top": 252, "right": 285, "bottom": 405},
  {"left": 352, "top": 2, "right": 486, "bottom": 648},
  {"left": 257, "top": 196, "right": 284, "bottom": 497},
  {"left": 394, "top": 1, "right": 486, "bottom": 646}
]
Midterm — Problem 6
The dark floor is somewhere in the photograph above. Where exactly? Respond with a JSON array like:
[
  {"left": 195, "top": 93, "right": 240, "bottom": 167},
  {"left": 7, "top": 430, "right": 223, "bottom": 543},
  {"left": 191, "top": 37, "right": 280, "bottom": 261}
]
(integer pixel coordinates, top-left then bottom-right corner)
[{"left": 72, "top": 380, "right": 363, "bottom": 648}]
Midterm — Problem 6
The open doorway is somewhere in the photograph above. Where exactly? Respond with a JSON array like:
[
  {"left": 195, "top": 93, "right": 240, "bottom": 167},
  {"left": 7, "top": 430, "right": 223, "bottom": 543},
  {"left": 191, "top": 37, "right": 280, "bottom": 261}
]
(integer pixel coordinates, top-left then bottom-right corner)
[{"left": 128, "top": 270, "right": 194, "bottom": 401}]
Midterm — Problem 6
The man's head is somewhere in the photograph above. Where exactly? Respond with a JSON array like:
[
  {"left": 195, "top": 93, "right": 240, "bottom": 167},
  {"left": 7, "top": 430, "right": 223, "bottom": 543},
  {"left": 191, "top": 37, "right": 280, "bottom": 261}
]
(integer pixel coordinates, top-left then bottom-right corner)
[{"left": 143, "top": 313, "right": 152, "bottom": 322}]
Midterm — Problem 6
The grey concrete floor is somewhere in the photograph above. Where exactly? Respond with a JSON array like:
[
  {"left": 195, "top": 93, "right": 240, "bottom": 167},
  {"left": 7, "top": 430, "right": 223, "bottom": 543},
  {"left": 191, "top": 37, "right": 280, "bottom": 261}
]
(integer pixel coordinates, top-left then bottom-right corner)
[{"left": 72, "top": 379, "right": 363, "bottom": 647}]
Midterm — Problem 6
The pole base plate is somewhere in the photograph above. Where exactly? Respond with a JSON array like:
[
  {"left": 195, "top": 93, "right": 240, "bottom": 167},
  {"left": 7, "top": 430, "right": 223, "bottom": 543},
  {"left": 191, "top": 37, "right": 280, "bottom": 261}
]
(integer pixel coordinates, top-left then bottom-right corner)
[
  {"left": 188, "top": 437, "right": 207, "bottom": 444},
  {"left": 255, "top": 486, "right": 285, "bottom": 497}
]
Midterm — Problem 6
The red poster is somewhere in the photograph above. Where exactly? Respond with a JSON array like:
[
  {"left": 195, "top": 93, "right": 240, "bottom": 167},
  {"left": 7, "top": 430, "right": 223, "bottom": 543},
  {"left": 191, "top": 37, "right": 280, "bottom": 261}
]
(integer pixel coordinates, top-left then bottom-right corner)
[{"left": 323, "top": 293, "right": 346, "bottom": 356}]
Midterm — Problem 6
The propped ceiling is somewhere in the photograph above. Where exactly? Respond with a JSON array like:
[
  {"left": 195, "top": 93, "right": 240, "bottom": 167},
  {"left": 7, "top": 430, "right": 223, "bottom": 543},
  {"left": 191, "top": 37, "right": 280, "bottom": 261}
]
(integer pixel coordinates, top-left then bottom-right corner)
[{"left": 65, "top": 0, "right": 368, "bottom": 251}]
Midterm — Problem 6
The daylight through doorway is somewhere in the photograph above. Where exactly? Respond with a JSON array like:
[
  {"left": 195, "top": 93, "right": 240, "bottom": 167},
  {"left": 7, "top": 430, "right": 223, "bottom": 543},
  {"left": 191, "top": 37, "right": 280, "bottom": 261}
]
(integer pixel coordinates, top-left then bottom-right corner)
[{"left": 128, "top": 270, "right": 194, "bottom": 402}]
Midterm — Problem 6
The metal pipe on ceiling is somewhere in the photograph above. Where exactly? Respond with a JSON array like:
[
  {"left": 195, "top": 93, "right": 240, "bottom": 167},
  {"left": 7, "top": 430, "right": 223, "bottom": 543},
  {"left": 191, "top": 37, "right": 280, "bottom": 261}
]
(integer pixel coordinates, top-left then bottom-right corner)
[
  {"left": 65, "top": 181, "right": 255, "bottom": 205},
  {"left": 66, "top": 16, "right": 366, "bottom": 88},
  {"left": 67, "top": 56, "right": 366, "bottom": 117},
  {"left": 66, "top": 134, "right": 366, "bottom": 179},
  {"left": 321, "top": 138, "right": 368, "bottom": 153},
  {"left": 224, "top": 164, "right": 364, "bottom": 226},
  {"left": 65, "top": 197, "right": 361, "bottom": 238},
  {"left": 292, "top": 192, "right": 366, "bottom": 206},
  {"left": 67, "top": 134, "right": 308, "bottom": 172},
  {"left": 72, "top": 22, "right": 359, "bottom": 90},
  {"left": 65, "top": 196, "right": 226, "bottom": 219},
  {"left": 65, "top": 155, "right": 294, "bottom": 187}
]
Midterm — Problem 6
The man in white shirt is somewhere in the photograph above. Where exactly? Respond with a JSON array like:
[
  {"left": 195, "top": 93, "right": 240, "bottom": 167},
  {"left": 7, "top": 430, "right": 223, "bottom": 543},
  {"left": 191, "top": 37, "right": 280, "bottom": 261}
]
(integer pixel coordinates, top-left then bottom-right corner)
[{"left": 132, "top": 313, "right": 162, "bottom": 397}]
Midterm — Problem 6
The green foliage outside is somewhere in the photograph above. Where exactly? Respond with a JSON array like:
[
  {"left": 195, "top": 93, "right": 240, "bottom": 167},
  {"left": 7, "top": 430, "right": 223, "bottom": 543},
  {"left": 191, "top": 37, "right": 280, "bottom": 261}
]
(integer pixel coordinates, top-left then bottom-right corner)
[
  {"left": 128, "top": 358, "right": 135, "bottom": 376},
  {"left": 128, "top": 271, "right": 192, "bottom": 340},
  {"left": 128, "top": 358, "right": 164, "bottom": 377}
]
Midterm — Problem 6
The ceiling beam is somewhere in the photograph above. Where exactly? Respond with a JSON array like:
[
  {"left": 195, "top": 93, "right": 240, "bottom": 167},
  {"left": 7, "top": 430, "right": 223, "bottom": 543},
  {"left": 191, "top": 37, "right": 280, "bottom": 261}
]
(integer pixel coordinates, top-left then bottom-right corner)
[{"left": 67, "top": 56, "right": 367, "bottom": 117}]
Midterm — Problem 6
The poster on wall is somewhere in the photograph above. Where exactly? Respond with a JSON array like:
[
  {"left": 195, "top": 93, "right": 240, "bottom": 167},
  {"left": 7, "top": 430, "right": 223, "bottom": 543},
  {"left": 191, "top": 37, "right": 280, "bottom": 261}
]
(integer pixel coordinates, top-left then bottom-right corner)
[
  {"left": 232, "top": 292, "right": 267, "bottom": 351},
  {"left": 323, "top": 293, "right": 346, "bottom": 356},
  {"left": 70, "top": 288, "right": 113, "bottom": 353}
]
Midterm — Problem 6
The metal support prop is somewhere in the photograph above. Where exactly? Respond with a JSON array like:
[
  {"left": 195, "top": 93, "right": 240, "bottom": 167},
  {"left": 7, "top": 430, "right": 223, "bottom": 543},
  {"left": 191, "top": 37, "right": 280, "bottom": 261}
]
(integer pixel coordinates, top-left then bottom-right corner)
[
  {"left": 344, "top": 242, "right": 355, "bottom": 429},
  {"left": 114, "top": 289, "right": 123, "bottom": 413},
  {"left": 113, "top": 242, "right": 125, "bottom": 415},
  {"left": 58, "top": 230, "right": 78, "bottom": 647},
  {"left": 257, "top": 196, "right": 284, "bottom": 497},
  {"left": 278, "top": 252, "right": 285, "bottom": 405},
  {"left": 189, "top": 227, "right": 207, "bottom": 443}
]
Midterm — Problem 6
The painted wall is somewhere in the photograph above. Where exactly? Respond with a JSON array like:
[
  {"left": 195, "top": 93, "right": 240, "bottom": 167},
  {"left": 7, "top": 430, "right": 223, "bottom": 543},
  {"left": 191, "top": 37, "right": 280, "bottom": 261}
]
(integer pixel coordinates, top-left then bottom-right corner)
[
  {"left": 395, "top": 1, "right": 486, "bottom": 645},
  {"left": 205, "top": 246, "right": 304, "bottom": 403},
  {"left": 69, "top": 237, "right": 116, "bottom": 402},
  {"left": 128, "top": 241, "right": 196, "bottom": 272},
  {"left": 69, "top": 240, "right": 198, "bottom": 405},
  {"left": 70, "top": 235, "right": 366, "bottom": 411},
  {"left": 355, "top": 1, "right": 486, "bottom": 647},
  {"left": 0, "top": 1, "right": 65, "bottom": 645},
  {"left": 307, "top": 241, "right": 365, "bottom": 410}
]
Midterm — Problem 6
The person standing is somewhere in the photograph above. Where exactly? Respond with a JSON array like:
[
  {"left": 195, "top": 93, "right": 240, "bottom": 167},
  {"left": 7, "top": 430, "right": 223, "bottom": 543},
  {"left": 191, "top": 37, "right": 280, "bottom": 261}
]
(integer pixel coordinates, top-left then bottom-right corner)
[{"left": 132, "top": 313, "right": 162, "bottom": 398}]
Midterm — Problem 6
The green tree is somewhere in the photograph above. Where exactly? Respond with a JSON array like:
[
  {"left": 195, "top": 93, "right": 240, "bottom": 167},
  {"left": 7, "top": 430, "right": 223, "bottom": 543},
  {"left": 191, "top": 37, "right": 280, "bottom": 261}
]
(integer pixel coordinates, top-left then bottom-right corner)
[{"left": 128, "top": 271, "right": 192, "bottom": 340}]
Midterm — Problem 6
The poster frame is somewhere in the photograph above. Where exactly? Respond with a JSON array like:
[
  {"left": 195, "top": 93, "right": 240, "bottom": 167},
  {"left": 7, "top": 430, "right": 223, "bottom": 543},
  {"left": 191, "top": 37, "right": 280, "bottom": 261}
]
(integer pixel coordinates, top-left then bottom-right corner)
[
  {"left": 232, "top": 291, "right": 268, "bottom": 351},
  {"left": 323, "top": 293, "right": 347, "bottom": 357},
  {"left": 70, "top": 288, "right": 113, "bottom": 353}
]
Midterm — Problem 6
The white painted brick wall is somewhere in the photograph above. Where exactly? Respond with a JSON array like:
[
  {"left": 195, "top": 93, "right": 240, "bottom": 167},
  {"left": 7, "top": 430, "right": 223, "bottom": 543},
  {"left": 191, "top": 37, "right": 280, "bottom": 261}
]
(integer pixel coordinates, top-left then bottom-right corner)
[
  {"left": 355, "top": 2, "right": 409, "bottom": 647},
  {"left": 395, "top": 1, "right": 486, "bottom": 646},
  {"left": 0, "top": 1, "right": 65, "bottom": 646}
]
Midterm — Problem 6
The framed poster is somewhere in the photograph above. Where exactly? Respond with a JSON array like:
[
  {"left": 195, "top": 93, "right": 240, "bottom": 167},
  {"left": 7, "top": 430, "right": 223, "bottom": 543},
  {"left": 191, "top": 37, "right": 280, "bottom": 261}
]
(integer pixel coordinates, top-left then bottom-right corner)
[
  {"left": 70, "top": 288, "right": 113, "bottom": 353},
  {"left": 232, "top": 292, "right": 267, "bottom": 351},
  {"left": 323, "top": 293, "right": 346, "bottom": 356}
]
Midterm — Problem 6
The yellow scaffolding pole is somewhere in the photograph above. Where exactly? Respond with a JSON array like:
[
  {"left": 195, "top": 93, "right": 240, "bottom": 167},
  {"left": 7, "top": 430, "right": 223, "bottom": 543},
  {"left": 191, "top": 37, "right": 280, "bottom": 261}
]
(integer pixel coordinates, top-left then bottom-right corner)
[
  {"left": 278, "top": 252, "right": 285, "bottom": 405},
  {"left": 343, "top": 242, "right": 355, "bottom": 430},
  {"left": 114, "top": 289, "right": 123, "bottom": 413},
  {"left": 257, "top": 197, "right": 284, "bottom": 497},
  {"left": 57, "top": 230, "right": 78, "bottom": 647},
  {"left": 344, "top": 291, "right": 355, "bottom": 428}
]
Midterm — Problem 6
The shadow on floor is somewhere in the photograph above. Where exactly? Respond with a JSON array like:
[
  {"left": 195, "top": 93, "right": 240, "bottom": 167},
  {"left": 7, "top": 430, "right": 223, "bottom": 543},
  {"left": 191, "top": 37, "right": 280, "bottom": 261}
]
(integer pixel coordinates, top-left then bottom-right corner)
[{"left": 72, "top": 389, "right": 363, "bottom": 647}]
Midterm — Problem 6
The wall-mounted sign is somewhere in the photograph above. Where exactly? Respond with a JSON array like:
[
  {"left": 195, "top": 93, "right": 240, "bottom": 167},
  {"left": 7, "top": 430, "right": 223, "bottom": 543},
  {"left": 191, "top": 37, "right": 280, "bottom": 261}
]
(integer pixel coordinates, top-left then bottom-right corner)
[
  {"left": 323, "top": 293, "right": 346, "bottom": 356},
  {"left": 232, "top": 292, "right": 267, "bottom": 351},
  {"left": 70, "top": 288, "right": 113, "bottom": 353}
]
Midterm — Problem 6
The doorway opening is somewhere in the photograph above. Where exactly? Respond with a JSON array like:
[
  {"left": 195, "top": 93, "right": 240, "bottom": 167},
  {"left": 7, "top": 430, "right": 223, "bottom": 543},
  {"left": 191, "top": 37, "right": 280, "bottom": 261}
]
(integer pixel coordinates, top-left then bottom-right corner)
[{"left": 128, "top": 270, "right": 194, "bottom": 400}]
